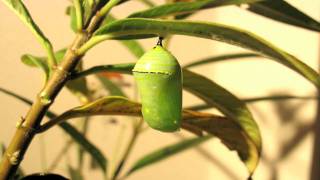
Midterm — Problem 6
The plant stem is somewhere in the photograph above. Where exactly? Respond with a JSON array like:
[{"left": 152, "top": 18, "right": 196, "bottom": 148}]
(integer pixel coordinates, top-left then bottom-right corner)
[
  {"left": 0, "top": 8, "right": 107, "bottom": 179},
  {"left": 100, "top": 0, "right": 122, "bottom": 17},
  {"left": 73, "top": 0, "right": 83, "bottom": 31},
  {"left": 111, "top": 119, "right": 143, "bottom": 180}
]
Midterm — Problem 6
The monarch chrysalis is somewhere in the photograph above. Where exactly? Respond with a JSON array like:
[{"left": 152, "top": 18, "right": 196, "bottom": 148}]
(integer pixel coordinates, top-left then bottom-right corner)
[{"left": 133, "top": 38, "right": 182, "bottom": 132}]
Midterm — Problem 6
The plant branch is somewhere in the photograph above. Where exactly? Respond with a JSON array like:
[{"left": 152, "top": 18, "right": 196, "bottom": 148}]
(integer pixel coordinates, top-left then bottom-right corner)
[
  {"left": 100, "top": 0, "right": 122, "bottom": 17},
  {"left": 73, "top": 0, "right": 83, "bottom": 30},
  {"left": 0, "top": 6, "right": 111, "bottom": 179}
]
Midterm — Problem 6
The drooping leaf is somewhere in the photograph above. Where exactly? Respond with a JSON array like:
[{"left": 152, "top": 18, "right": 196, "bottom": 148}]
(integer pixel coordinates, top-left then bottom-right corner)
[
  {"left": 2, "top": 0, "right": 56, "bottom": 66},
  {"left": 20, "top": 48, "right": 67, "bottom": 77},
  {"left": 127, "top": 136, "right": 212, "bottom": 175},
  {"left": 183, "top": 52, "right": 260, "bottom": 68},
  {"left": 1, "top": 0, "right": 48, "bottom": 45},
  {"left": 21, "top": 54, "right": 50, "bottom": 80},
  {"left": 90, "top": 18, "right": 320, "bottom": 88},
  {"left": 128, "top": 0, "right": 262, "bottom": 18},
  {"left": 247, "top": 0, "right": 320, "bottom": 32},
  {"left": 21, "top": 49, "right": 89, "bottom": 100},
  {"left": 0, "top": 87, "right": 107, "bottom": 173},
  {"left": 37, "top": 95, "right": 258, "bottom": 177},
  {"left": 68, "top": 6, "right": 78, "bottom": 32},
  {"left": 183, "top": 69, "right": 261, "bottom": 175},
  {"left": 53, "top": 49, "right": 68, "bottom": 63},
  {"left": 72, "top": 64, "right": 261, "bottom": 175}
]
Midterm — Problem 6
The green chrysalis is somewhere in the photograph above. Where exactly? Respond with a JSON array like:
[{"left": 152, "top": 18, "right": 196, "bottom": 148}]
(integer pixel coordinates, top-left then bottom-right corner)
[{"left": 133, "top": 39, "right": 182, "bottom": 132}]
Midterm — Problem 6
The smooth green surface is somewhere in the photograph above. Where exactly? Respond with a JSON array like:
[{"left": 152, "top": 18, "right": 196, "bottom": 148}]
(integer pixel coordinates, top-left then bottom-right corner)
[
  {"left": 133, "top": 45, "right": 180, "bottom": 74},
  {"left": 134, "top": 73, "right": 182, "bottom": 132},
  {"left": 133, "top": 45, "right": 182, "bottom": 132}
]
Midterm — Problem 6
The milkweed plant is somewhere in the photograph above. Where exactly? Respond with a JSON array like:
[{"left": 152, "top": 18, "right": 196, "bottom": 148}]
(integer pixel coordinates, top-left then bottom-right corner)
[{"left": 0, "top": 0, "right": 319, "bottom": 179}]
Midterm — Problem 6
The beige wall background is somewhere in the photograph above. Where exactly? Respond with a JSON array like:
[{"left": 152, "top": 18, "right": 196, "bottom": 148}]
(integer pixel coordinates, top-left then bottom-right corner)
[{"left": 0, "top": 0, "right": 319, "bottom": 179}]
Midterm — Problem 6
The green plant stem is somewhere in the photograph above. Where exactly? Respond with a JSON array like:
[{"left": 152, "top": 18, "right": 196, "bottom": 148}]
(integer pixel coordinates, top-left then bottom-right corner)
[
  {"left": 0, "top": 7, "right": 108, "bottom": 179},
  {"left": 111, "top": 119, "right": 143, "bottom": 180},
  {"left": 73, "top": 0, "right": 83, "bottom": 30},
  {"left": 100, "top": 0, "right": 122, "bottom": 17}
]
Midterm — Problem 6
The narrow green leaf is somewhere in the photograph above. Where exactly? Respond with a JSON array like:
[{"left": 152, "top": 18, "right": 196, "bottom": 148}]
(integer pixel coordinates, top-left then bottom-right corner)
[
  {"left": 0, "top": 87, "right": 107, "bottom": 173},
  {"left": 183, "top": 52, "right": 260, "bottom": 68},
  {"left": 247, "top": 0, "right": 320, "bottom": 32},
  {"left": 128, "top": 0, "right": 262, "bottom": 18},
  {"left": 21, "top": 49, "right": 89, "bottom": 100},
  {"left": 2, "top": 0, "right": 57, "bottom": 67},
  {"left": 54, "top": 49, "right": 68, "bottom": 63},
  {"left": 96, "top": 75, "right": 127, "bottom": 97},
  {"left": 61, "top": 123, "right": 107, "bottom": 173},
  {"left": 89, "top": 18, "right": 320, "bottom": 88},
  {"left": 187, "top": 95, "right": 319, "bottom": 111},
  {"left": 21, "top": 54, "right": 50, "bottom": 80},
  {"left": 127, "top": 136, "right": 212, "bottom": 175},
  {"left": 69, "top": 6, "right": 78, "bottom": 32}
]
